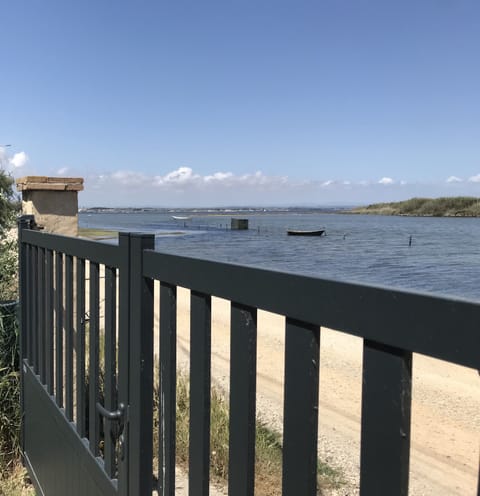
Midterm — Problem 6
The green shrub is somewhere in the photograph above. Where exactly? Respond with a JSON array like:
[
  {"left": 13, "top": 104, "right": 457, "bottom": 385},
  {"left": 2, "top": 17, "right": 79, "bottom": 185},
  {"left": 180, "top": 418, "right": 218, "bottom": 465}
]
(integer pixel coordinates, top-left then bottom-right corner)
[
  {"left": 0, "top": 239, "right": 18, "bottom": 302},
  {"left": 0, "top": 302, "right": 21, "bottom": 476},
  {"left": 0, "top": 170, "right": 21, "bottom": 478},
  {"left": 0, "top": 170, "right": 19, "bottom": 302},
  {"left": 0, "top": 172, "right": 18, "bottom": 239}
]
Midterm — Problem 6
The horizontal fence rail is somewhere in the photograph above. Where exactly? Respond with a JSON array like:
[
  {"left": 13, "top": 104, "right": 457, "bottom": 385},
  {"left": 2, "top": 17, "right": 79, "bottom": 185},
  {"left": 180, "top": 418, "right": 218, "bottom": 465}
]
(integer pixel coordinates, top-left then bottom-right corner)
[
  {"left": 19, "top": 223, "right": 480, "bottom": 496},
  {"left": 143, "top": 250, "right": 480, "bottom": 369},
  {"left": 22, "top": 228, "right": 122, "bottom": 267}
]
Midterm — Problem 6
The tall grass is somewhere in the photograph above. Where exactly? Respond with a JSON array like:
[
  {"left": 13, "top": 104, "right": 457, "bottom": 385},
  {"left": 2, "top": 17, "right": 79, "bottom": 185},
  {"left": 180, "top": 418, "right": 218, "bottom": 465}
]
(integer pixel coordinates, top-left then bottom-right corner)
[
  {"left": 0, "top": 302, "right": 21, "bottom": 476},
  {"left": 165, "top": 372, "right": 344, "bottom": 495},
  {"left": 0, "top": 301, "right": 33, "bottom": 495},
  {"left": 0, "top": 464, "right": 34, "bottom": 496}
]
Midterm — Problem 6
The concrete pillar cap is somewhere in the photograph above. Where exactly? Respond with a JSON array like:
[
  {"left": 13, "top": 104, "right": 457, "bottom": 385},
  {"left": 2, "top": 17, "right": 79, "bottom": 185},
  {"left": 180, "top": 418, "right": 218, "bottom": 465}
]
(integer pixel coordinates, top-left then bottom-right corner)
[{"left": 16, "top": 176, "right": 84, "bottom": 192}]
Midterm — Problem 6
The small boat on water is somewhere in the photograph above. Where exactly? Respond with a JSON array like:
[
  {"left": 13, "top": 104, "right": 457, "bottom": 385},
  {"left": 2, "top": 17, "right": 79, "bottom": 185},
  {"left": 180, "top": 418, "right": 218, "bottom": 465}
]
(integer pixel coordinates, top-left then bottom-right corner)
[
  {"left": 287, "top": 229, "right": 325, "bottom": 236},
  {"left": 172, "top": 216, "right": 192, "bottom": 221}
]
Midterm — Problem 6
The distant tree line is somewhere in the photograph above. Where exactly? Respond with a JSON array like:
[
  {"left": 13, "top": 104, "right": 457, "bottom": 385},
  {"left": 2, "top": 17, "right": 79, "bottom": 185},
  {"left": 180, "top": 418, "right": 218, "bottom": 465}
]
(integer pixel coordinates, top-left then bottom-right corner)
[{"left": 349, "top": 197, "right": 480, "bottom": 217}]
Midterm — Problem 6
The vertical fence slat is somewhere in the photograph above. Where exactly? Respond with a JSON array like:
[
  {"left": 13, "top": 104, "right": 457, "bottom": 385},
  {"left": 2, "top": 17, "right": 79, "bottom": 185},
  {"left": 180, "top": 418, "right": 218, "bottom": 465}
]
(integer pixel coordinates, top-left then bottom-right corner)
[
  {"left": 65, "top": 254, "right": 74, "bottom": 420},
  {"left": 89, "top": 261, "right": 100, "bottom": 455},
  {"left": 32, "top": 246, "right": 39, "bottom": 373},
  {"left": 29, "top": 244, "right": 35, "bottom": 366},
  {"left": 117, "top": 235, "right": 131, "bottom": 496},
  {"left": 38, "top": 247, "right": 45, "bottom": 383},
  {"left": 282, "top": 318, "right": 320, "bottom": 496},
  {"left": 25, "top": 243, "right": 32, "bottom": 364},
  {"left": 189, "top": 291, "right": 211, "bottom": 496},
  {"left": 128, "top": 234, "right": 154, "bottom": 496},
  {"left": 359, "top": 340, "right": 412, "bottom": 496},
  {"left": 76, "top": 258, "right": 86, "bottom": 437},
  {"left": 228, "top": 302, "right": 257, "bottom": 496},
  {"left": 159, "top": 282, "right": 177, "bottom": 496},
  {"left": 18, "top": 216, "right": 33, "bottom": 452},
  {"left": 45, "top": 249, "right": 54, "bottom": 394},
  {"left": 55, "top": 251, "right": 64, "bottom": 407},
  {"left": 104, "top": 265, "right": 117, "bottom": 477}
]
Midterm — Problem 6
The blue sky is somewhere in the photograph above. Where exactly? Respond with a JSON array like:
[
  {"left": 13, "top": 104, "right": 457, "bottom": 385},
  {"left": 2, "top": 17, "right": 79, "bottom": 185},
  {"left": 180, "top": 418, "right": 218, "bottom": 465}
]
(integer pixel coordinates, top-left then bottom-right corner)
[{"left": 1, "top": 1, "right": 479, "bottom": 206}]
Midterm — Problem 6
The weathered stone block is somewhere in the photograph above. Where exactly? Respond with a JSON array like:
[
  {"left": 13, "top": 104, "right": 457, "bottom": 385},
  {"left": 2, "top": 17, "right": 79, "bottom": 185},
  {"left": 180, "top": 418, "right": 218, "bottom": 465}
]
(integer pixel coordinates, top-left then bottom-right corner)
[{"left": 16, "top": 176, "right": 83, "bottom": 236}]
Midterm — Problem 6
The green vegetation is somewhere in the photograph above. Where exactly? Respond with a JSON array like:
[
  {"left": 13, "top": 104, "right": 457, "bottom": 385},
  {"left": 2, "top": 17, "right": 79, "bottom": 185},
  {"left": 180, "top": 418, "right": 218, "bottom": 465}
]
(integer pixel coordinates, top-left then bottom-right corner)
[
  {"left": 349, "top": 196, "right": 480, "bottom": 217},
  {"left": 0, "top": 171, "right": 31, "bottom": 494},
  {"left": 0, "top": 303, "right": 20, "bottom": 475},
  {"left": 0, "top": 173, "right": 19, "bottom": 240},
  {"left": 0, "top": 172, "right": 19, "bottom": 301},
  {"left": 165, "top": 372, "right": 345, "bottom": 495},
  {"left": 0, "top": 464, "right": 34, "bottom": 496}
]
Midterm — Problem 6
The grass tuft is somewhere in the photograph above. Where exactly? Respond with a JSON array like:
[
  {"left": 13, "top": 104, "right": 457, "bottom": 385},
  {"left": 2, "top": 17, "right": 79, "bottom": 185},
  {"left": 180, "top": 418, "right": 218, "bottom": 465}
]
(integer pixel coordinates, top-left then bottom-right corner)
[{"left": 0, "top": 464, "right": 35, "bottom": 496}]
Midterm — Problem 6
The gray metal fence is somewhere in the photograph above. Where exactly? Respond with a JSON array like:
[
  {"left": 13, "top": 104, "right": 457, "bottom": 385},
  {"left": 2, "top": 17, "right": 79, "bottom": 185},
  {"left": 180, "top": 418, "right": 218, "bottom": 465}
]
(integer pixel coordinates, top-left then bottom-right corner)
[{"left": 18, "top": 216, "right": 480, "bottom": 496}]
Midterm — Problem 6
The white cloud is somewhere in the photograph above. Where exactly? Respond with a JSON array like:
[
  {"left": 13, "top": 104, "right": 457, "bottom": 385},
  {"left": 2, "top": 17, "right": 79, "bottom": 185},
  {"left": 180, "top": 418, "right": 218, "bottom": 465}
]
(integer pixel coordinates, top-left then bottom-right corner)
[
  {"left": 85, "top": 167, "right": 303, "bottom": 203},
  {"left": 57, "top": 167, "right": 70, "bottom": 175},
  {"left": 150, "top": 167, "right": 288, "bottom": 190},
  {"left": 111, "top": 170, "right": 147, "bottom": 186},
  {"left": 9, "top": 151, "right": 28, "bottom": 169},
  {"left": 204, "top": 171, "right": 234, "bottom": 183},
  {"left": 78, "top": 167, "right": 480, "bottom": 207},
  {"left": 378, "top": 177, "right": 394, "bottom": 185},
  {"left": 1, "top": 149, "right": 28, "bottom": 171},
  {"left": 446, "top": 176, "right": 462, "bottom": 183},
  {"left": 161, "top": 166, "right": 199, "bottom": 184}
]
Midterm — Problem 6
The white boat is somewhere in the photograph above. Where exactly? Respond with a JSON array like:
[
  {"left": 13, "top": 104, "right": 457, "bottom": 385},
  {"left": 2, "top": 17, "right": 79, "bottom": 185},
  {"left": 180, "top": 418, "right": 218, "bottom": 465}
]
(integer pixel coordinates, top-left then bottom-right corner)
[{"left": 171, "top": 215, "right": 192, "bottom": 221}]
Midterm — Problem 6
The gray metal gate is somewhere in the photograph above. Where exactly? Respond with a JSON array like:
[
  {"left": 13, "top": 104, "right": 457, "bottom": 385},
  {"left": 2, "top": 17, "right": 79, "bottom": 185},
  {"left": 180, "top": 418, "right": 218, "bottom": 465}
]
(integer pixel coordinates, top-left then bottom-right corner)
[{"left": 18, "top": 217, "right": 147, "bottom": 496}]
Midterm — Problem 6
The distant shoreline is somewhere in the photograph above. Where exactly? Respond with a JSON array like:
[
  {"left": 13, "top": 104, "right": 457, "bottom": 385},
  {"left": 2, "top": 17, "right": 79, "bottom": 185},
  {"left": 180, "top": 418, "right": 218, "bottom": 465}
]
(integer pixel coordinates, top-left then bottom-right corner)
[
  {"left": 79, "top": 198, "right": 480, "bottom": 218},
  {"left": 79, "top": 206, "right": 352, "bottom": 215},
  {"left": 345, "top": 196, "right": 480, "bottom": 217}
]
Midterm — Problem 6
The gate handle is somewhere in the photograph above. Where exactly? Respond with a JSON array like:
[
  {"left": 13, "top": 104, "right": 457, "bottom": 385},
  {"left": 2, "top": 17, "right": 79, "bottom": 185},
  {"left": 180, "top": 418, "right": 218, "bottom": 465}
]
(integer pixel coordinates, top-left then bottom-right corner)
[{"left": 96, "top": 402, "right": 126, "bottom": 421}]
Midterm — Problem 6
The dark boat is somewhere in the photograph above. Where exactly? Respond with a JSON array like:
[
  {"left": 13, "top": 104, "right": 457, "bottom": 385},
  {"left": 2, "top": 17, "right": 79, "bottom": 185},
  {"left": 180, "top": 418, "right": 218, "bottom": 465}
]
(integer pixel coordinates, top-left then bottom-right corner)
[{"left": 287, "top": 229, "right": 325, "bottom": 236}]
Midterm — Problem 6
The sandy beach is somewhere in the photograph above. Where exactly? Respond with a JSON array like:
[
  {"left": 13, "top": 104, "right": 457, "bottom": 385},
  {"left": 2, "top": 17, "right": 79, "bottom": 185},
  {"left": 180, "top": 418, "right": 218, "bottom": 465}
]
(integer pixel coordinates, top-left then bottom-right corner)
[{"left": 163, "top": 286, "right": 479, "bottom": 496}]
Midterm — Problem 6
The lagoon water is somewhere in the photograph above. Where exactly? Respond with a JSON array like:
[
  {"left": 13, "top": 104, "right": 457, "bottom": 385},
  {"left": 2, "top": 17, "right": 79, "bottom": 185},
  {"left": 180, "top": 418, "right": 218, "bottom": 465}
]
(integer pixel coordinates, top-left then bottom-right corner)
[{"left": 79, "top": 210, "right": 480, "bottom": 301}]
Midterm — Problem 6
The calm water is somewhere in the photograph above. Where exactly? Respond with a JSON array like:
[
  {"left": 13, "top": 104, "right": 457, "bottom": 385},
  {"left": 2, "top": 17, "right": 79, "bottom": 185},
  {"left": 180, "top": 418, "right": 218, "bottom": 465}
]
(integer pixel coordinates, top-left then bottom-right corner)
[{"left": 79, "top": 211, "right": 480, "bottom": 301}]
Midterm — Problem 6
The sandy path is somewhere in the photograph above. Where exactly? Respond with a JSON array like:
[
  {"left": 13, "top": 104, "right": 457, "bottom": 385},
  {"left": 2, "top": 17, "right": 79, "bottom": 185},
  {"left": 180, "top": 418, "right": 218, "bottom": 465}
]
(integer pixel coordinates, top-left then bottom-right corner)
[{"left": 166, "top": 287, "right": 479, "bottom": 496}]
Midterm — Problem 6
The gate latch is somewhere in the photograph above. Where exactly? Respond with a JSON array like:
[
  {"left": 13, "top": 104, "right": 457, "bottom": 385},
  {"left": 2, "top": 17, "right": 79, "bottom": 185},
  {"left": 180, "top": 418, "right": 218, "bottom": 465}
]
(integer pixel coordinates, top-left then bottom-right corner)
[
  {"left": 96, "top": 402, "right": 127, "bottom": 460},
  {"left": 96, "top": 402, "right": 126, "bottom": 423}
]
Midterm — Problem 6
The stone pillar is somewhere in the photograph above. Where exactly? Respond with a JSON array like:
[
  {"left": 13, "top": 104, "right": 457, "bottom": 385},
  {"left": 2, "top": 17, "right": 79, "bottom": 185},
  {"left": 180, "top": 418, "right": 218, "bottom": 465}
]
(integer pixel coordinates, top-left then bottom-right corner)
[{"left": 16, "top": 176, "right": 84, "bottom": 236}]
